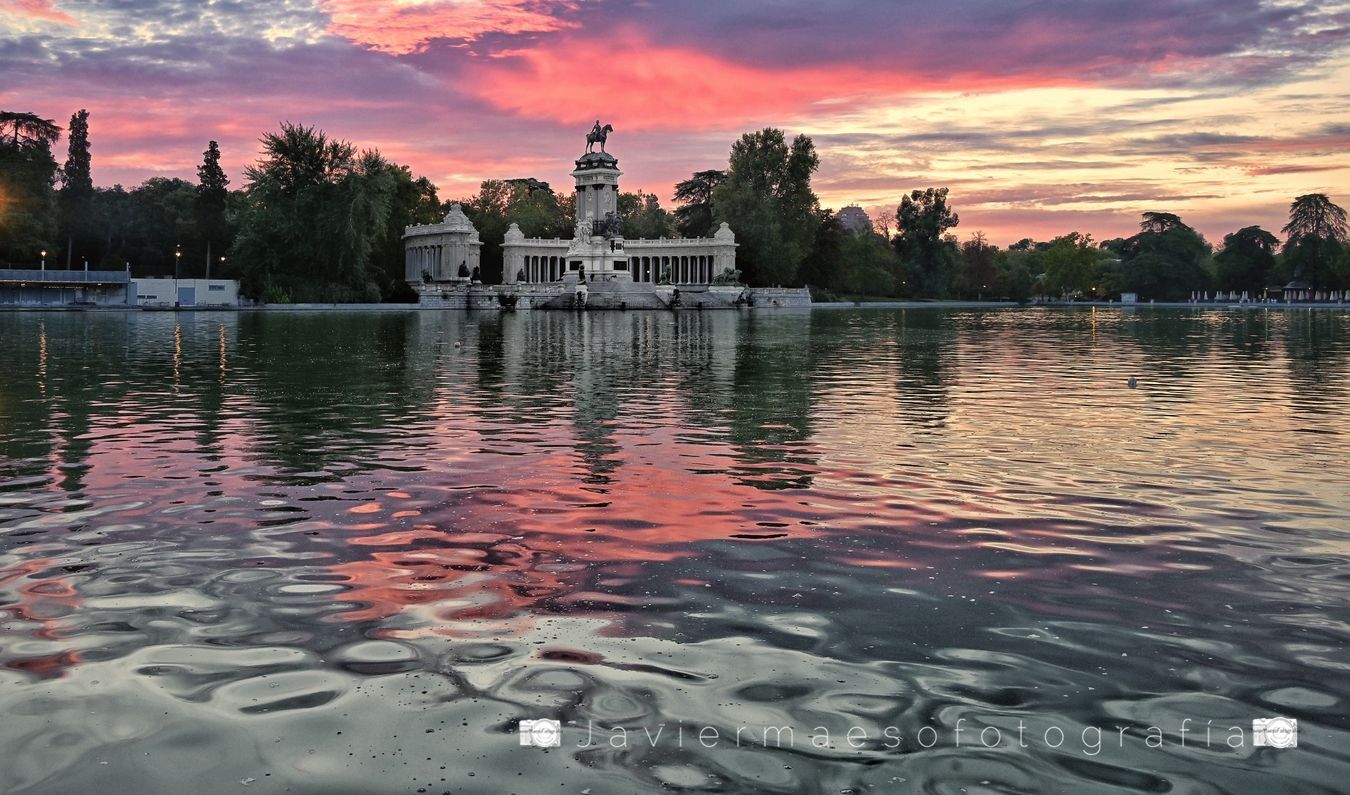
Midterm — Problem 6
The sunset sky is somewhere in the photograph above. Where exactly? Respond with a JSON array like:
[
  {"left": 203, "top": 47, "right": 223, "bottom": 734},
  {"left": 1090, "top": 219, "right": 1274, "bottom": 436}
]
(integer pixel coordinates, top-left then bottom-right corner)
[{"left": 2, "top": 0, "right": 1348, "bottom": 245}]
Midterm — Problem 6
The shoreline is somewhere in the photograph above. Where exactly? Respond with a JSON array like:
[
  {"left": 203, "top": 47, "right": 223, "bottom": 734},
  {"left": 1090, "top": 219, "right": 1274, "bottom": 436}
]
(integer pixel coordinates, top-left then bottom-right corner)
[{"left": 1, "top": 300, "right": 1346, "bottom": 313}]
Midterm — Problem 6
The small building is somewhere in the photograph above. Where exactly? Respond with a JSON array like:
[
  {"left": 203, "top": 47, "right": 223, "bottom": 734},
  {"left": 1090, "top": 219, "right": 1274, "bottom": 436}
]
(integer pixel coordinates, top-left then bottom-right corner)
[
  {"left": 0, "top": 268, "right": 130, "bottom": 306},
  {"left": 130, "top": 278, "right": 239, "bottom": 307}
]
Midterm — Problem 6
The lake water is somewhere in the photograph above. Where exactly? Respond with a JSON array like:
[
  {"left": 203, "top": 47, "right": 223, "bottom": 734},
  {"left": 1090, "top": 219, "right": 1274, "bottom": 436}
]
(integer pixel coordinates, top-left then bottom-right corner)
[{"left": 1, "top": 307, "right": 1348, "bottom": 794}]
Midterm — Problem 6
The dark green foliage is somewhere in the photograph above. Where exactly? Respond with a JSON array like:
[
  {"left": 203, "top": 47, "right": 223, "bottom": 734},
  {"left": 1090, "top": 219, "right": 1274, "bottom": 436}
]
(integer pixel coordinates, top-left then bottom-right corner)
[
  {"left": 196, "top": 140, "right": 231, "bottom": 273},
  {"left": 232, "top": 123, "right": 412, "bottom": 302},
  {"left": 378, "top": 172, "right": 440, "bottom": 300},
  {"left": 1041, "top": 232, "right": 1102, "bottom": 297},
  {"left": 1282, "top": 194, "right": 1347, "bottom": 289},
  {"left": 712, "top": 129, "right": 819, "bottom": 286},
  {"left": 1115, "top": 212, "right": 1211, "bottom": 300},
  {"left": 955, "top": 232, "right": 999, "bottom": 298},
  {"left": 894, "top": 188, "right": 960, "bottom": 297},
  {"left": 802, "top": 209, "right": 899, "bottom": 296},
  {"left": 1214, "top": 226, "right": 1278, "bottom": 294},
  {"left": 0, "top": 111, "right": 61, "bottom": 263},
  {"left": 58, "top": 109, "right": 95, "bottom": 265},
  {"left": 124, "top": 177, "right": 201, "bottom": 274},
  {"left": 673, "top": 169, "right": 725, "bottom": 238},
  {"left": 617, "top": 190, "right": 674, "bottom": 239}
]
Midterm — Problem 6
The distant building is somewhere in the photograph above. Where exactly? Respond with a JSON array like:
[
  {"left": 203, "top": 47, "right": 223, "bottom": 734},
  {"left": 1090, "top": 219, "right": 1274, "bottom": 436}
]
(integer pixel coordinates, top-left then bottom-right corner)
[{"left": 835, "top": 205, "right": 872, "bottom": 235}]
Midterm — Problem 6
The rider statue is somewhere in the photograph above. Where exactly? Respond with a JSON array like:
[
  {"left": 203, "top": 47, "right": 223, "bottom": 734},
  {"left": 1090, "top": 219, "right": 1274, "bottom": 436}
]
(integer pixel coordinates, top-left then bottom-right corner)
[{"left": 586, "top": 120, "right": 611, "bottom": 154}]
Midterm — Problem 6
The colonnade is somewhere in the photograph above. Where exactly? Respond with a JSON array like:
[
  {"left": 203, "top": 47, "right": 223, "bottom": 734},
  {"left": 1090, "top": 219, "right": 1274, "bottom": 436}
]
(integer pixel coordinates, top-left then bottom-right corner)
[
  {"left": 522, "top": 255, "right": 566, "bottom": 283},
  {"left": 406, "top": 244, "right": 446, "bottom": 281},
  {"left": 626, "top": 254, "right": 719, "bottom": 284}
]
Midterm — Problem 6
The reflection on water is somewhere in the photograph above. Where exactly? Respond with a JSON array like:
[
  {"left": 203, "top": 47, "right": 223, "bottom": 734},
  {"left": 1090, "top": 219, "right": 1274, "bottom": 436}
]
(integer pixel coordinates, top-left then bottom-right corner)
[{"left": 1, "top": 307, "right": 1349, "bottom": 793}]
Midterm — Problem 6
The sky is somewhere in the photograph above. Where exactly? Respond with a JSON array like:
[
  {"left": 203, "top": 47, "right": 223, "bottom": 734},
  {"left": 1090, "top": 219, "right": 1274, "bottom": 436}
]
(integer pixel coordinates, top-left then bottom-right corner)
[{"left": 2, "top": 0, "right": 1349, "bottom": 245}]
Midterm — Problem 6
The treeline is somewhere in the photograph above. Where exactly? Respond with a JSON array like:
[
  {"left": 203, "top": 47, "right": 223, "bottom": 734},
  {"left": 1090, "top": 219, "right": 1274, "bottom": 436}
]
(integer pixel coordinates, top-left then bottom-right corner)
[
  {"left": 3, "top": 111, "right": 1346, "bottom": 303},
  {"left": 672, "top": 128, "right": 1349, "bottom": 301}
]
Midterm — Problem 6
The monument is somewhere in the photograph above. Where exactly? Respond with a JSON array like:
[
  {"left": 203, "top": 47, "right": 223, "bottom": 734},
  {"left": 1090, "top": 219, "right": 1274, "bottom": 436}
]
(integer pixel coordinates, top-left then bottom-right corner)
[{"left": 402, "top": 122, "right": 786, "bottom": 309}]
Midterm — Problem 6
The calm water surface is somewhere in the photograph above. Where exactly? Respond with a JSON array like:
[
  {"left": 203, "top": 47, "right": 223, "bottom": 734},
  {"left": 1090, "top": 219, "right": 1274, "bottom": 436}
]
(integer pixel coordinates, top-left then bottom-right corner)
[{"left": 1, "top": 308, "right": 1348, "bottom": 794}]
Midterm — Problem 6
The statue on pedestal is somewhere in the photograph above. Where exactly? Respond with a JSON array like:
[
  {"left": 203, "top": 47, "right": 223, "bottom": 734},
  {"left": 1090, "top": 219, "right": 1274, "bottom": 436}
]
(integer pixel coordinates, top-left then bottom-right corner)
[{"left": 585, "top": 120, "right": 613, "bottom": 154}]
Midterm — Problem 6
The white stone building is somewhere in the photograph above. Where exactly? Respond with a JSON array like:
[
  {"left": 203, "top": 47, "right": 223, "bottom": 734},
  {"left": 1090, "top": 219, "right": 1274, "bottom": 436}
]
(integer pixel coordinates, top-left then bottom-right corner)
[{"left": 403, "top": 203, "right": 483, "bottom": 286}]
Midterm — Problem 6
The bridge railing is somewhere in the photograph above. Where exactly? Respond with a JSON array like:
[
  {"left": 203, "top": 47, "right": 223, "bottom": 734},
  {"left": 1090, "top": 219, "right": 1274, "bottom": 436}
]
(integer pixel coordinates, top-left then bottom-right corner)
[{"left": 0, "top": 269, "right": 130, "bottom": 284}]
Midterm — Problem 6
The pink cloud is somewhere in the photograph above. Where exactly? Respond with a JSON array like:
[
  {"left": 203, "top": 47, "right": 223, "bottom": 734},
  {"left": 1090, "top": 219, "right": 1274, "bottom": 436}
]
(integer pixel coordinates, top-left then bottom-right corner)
[
  {"left": 319, "top": 0, "right": 580, "bottom": 55},
  {"left": 0, "top": 0, "right": 76, "bottom": 25},
  {"left": 455, "top": 28, "right": 1081, "bottom": 132}
]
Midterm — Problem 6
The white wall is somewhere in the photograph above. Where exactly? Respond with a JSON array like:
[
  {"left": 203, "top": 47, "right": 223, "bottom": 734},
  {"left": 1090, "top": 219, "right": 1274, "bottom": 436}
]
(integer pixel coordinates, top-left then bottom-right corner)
[{"left": 132, "top": 278, "right": 239, "bottom": 307}]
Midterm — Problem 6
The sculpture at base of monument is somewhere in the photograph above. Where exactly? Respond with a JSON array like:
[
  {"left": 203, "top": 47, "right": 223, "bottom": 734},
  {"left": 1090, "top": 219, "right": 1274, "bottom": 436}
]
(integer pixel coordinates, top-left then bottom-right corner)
[
  {"left": 458, "top": 261, "right": 470, "bottom": 278},
  {"left": 585, "top": 121, "right": 613, "bottom": 154}
]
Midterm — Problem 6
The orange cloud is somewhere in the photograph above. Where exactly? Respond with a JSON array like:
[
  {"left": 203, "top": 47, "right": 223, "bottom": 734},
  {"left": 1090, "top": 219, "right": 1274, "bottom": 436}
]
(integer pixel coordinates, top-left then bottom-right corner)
[
  {"left": 0, "top": 0, "right": 76, "bottom": 25},
  {"left": 319, "top": 0, "right": 579, "bottom": 55}
]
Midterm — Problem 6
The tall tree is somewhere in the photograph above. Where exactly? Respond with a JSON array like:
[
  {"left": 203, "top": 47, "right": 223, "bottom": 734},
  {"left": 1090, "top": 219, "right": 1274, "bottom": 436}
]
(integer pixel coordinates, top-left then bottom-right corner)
[
  {"left": 196, "top": 140, "right": 230, "bottom": 277},
  {"left": 0, "top": 111, "right": 61, "bottom": 264},
  {"left": 58, "top": 109, "right": 94, "bottom": 267},
  {"left": 0, "top": 111, "right": 61, "bottom": 150},
  {"left": 711, "top": 129, "right": 819, "bottom": 286},
  {"left": 672, "top": 169, "right": 725, "bottom": 238},
  {"left": 956, "top": 231, "right": 999, "bottom": 298},
  {"left": 1214, "top": 226, "right": 1278, "bottom": 294},
  {"left": 232, "top": 123, "right": 406, "bottom": 302},
  {"left": 1282, "top": 193, "right": 1347, "bottom": 290},
  {"left": 893, "top": 187, "right": 960, "bottom": 297},
  {"left": 1117, "top": 211, "right": 1211, "bottom": 300}
]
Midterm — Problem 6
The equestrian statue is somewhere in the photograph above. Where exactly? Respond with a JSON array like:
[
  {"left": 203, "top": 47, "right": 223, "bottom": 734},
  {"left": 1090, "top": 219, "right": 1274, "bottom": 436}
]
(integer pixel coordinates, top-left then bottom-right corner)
[{"left": 585, "top": 121, "right": 613, "bottom": 154}]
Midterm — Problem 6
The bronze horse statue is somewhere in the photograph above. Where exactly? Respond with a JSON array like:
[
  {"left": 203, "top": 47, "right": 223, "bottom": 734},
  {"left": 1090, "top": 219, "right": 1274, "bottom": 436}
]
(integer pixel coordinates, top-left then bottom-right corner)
[{"left": 585, "top": 122, "right": 613, "bottom": 154}]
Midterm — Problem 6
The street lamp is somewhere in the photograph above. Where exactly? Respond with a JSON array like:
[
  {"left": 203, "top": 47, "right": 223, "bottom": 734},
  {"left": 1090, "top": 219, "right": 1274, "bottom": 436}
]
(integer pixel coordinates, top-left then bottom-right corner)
[
  {"left": 40, "top": 250, "right": 47, "bottom": 272},
  {"left": 174, "top": 246, "right": 182, "bottom": 279}
]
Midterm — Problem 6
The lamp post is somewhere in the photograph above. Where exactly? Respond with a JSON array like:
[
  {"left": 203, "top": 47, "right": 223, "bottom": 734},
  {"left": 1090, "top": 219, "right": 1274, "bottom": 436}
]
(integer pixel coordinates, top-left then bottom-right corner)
[
  {"left": 40, "top": 250, "right": 46, "bottom": 272},
  {"left": 174, "top": 246, "right": 182, "bottom": 279}
]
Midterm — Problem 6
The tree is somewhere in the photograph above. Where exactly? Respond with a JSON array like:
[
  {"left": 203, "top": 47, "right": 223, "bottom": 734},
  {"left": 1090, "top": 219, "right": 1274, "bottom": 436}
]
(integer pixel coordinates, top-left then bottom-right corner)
[
  {"left": 955, "top": 231, "right": 999, "bottom": 298},
  {"left": 1116, "top": 211, "right": 1211, "bottom": 300},
  {"left": 617, "top": 190, "right": 673, "bottom": 239},
  {"left": 0, "top": 111, "right": 60, "bottom": 150},
  {"left": 711, "top": 129, "right": 819, "bottom": 286},
  {"left": 126, "top": 177, "right": 201, "bottom": 275},
  {"left": 1214, "top": 226, "right": 1278, "bottom": 294},
  {"left": 232, "top": 123, "right": 409, "bottom": 302},
  {"left": 1041, "top": 232, "right": 1101, "bottom": 297},
  {"left": 893, "top": 187, "right": 960, "bottom": 297},
  {"left": 1138, "top": 211, "right": 1186, "bottom": 235},
  {"left": 673, "top": 169, "right": 725, "bottom": 238},
  {"left": 58, "top": 109, "right": 94, "bottom": 266},
  {"left": 1282, "top": 194, "right": 1347, "bottom": 290},
  {"left": 196, "top": 140, "right": 230, "bottom": 277},
  {"left": 0, "top": 111, "right": 61, "bottom": 264},
  {"left": 376, "top": 169, "right": 440, "bottom": 300}
]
